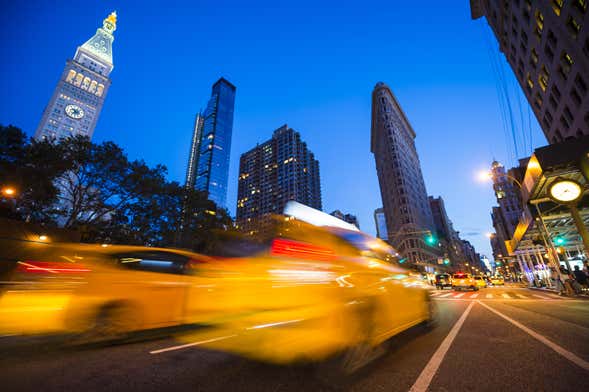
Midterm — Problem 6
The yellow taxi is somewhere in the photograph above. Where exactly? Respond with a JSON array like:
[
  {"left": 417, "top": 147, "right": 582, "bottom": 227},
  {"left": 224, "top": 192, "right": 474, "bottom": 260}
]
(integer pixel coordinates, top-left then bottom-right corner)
[
  {"left": 180, "top": 208, "right": 435, "bottom": 371},
  {"left": 0, "top": 242, "right": 210, "bottom": 337},
  {"left": 491, "top": 276, "right": 505, "bottom": 286},
  {"left": 451, "top": 272, "right": 478, "bottom": 291},
  {"left": 473, "top": 275, "right": 487, "bottom": 289},
  {"left": 0, "top": 202, "right": 435, "bottom": 375}
]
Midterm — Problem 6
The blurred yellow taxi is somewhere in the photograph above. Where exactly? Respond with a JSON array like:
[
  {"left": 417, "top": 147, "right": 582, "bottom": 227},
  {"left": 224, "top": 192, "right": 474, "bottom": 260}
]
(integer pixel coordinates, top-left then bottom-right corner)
[
  {"left": 0, "top": 202, "right": 436, "bottom": 375},
  {"left": 473, "top": 275, "right": 487, "bottom": 289},
  {"left": 491, "top": 276, "right": 504, "bottom": 286},
  {"left": 451, "top": 272, "right": 478, "bottom": 291},
  {"left": 180, "top": 209, "right": 435, "bottom": 372},
  {"left": 0, "top": 242, "right": 210, "bottom": 337}
]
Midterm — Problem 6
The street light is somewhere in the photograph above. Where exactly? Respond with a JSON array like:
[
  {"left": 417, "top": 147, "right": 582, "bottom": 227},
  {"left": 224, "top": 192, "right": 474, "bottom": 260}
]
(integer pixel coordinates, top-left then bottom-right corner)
[{"left": 1, "top": 187, "right": 16, "bottom": 197}]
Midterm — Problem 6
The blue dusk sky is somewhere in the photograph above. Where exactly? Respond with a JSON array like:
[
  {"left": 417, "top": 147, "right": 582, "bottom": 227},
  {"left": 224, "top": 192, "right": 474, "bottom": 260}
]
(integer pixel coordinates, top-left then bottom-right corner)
[{"left": 1, "top": 0, "right": 547, "bottom": 259}]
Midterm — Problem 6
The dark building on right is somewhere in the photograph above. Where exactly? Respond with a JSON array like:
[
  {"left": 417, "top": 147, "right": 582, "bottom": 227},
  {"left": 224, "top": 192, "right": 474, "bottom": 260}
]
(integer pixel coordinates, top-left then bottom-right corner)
[
  {"left": 236, "top": 125, "right": 321, "bottom": 236},
  {"left": 470, "top": 0, "right": 589, "bottom": 143}
]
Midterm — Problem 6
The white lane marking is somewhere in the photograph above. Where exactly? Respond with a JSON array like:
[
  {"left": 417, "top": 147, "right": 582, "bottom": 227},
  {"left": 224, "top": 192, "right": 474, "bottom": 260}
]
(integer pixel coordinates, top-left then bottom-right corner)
[
  {"left": 470, "top": 293, "right": 479, "bottom": 299},
  {"left": 533, "top": 294, "right": 552, "bottom": 300},
  {"left": 409, "top": 302, "right": 475, "bottom": 392},
  {"left": 502, "top": 293, "right": 511, "bottom": 299},
  {"left": 150, "top": 334, "right": 237, "bottom": 354},
  {"left": 454, "top": 293, "right": 465, "bottom": 298},
  {"left": 438, "top": 293, "right": 452, "bottom": 298},
  {"left": 486, "top": 294, "right": 493, "bottom": 299},
  {"left": 477, "top": 301, "right": 589, "bottom": 371}
]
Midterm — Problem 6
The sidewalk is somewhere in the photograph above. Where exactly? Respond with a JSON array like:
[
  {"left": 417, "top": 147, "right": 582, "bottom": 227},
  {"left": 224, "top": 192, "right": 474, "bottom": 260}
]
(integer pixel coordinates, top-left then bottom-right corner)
[{"left": 528, "top": 285, "right": 589, "bottom": 299}]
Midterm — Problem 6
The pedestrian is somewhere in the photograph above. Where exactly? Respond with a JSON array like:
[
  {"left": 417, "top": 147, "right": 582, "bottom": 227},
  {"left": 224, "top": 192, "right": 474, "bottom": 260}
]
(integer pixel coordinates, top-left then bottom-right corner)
[{"left": 573, "top": 265, "right": 588, "bottom": 292}]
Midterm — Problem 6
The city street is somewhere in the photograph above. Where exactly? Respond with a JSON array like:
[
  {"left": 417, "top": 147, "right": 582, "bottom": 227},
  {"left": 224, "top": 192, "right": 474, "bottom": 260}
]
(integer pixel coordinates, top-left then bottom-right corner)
[{"left": 1, "top": 286, "right": 588, "bottom": 391}]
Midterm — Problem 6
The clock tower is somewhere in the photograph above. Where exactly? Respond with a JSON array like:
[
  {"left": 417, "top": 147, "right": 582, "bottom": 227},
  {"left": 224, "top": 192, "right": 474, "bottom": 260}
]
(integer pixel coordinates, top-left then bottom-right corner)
[{"left": 34, "top": 11, "right": 117, "bottom": 141}]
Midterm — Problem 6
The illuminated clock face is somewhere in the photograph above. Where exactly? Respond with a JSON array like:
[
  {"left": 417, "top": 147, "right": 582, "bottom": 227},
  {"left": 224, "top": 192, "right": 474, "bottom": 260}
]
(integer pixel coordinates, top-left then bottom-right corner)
[
  {"left": 65, "top": 104, "right": 84, "bottom": 119},
  {"left": 549, "top": 180, "right": 582, "bottom": 203}
]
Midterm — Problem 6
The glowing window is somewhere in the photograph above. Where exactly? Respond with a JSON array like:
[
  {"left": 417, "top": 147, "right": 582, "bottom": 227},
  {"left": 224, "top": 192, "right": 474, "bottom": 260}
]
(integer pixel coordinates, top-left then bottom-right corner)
[{"left": 66, "top": 70, "right": 77, "bottom": 83}]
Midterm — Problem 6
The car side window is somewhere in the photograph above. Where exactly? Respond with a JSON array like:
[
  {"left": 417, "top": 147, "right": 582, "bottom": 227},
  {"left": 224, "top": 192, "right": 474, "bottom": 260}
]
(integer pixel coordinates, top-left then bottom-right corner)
[{"left": 117, "top": 251, "right": 189, "bottom": 275}]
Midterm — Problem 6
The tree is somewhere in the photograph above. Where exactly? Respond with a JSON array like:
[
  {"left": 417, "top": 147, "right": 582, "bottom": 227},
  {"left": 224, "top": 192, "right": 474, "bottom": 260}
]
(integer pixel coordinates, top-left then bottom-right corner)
[
  {"left": 53, "top": 135, "right": 168, "bottom": 230},
  {"left": 0, "top": 125, "right": 234, "bottom": 253},
  {"left": 0, "top": 125, "right": 67, "bottom": 223}
]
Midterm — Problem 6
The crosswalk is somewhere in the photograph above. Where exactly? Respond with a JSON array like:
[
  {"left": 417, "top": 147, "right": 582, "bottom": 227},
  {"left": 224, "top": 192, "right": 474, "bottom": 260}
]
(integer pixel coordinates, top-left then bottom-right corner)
[{"left": 429, "top": 290, "right": 563, "bottom": 300}]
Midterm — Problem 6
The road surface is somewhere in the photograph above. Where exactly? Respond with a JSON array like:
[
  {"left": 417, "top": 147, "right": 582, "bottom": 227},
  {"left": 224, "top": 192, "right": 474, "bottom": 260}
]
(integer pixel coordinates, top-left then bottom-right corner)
[{"left": 1, "top": 286, "right": 588, "bottom": 391}]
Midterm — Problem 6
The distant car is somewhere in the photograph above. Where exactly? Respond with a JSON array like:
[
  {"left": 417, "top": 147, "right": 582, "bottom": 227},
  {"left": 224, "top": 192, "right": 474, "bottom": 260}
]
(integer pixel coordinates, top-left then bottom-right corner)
[
  {"left": 473, "top": 275, "right": 487, "bottom": 289},
  {"left": 491, "top": 276, "right": 505, "bottom": 286},
  {"left": 435, "top": 273, "right": 452, "bottom": 290},
  {"left": 452, "top": 273, "right": 478, "bottom": 291}
]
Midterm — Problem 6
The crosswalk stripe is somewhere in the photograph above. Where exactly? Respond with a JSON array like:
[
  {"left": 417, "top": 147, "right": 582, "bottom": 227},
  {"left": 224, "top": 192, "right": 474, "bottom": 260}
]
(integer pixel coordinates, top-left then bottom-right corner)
[
  {"left": 454, "top": 293, "right": 465, "bottom": 298},
  {"left": 430, "top": 292, "right": 440, "bottom": 296},
  {"left": 516, "top": 294, "right": 528, "bottom": 299},
  {"left": 439, "top": 293, "right": 452, "bottom": 298},
  {"left": 533, "top": 294, "right": 552, "bottom": 300},
  {"left": 502, "top": 293, "right": 511, "bottom": 299},
  {"left": 470, "top": 293, "right": 479, "bottom": 298},
  {"left": 486, "top": 294, "right": 493, "bottom": 299}
]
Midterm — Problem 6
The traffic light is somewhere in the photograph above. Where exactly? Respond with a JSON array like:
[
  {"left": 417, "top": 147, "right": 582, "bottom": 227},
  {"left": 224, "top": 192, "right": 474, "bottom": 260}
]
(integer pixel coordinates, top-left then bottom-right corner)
[
  {"left": 553, "top": 235, "right": 566, "bottom": 246},
  {"left": 443, "top": 258, "right": 450, "bottom": 265},
  {"left": 495, "top": 261, "right": 501, "bottom": 266},
  {"left": 426, "top": 234, "right": 437, "bottom": 245}
]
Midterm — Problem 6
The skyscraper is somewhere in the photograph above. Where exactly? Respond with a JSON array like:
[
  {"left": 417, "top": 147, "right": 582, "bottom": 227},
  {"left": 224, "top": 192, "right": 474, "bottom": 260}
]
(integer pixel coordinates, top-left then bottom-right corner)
[
  {"left": 374, "top": 208, "right": 388, "bottom": 240},
  {"left": 184, "top": 114, "right": 204, "bottom": 190},
  {"left": 189, "top": 78, "right": 236, "bottom": 208},
  {"left": 35, "top": 12, "right": 118, "bottom": 141},
  {"left": 428, "top": 196, "right": 464, "bottom": 268},
  {"left": 488, "top": 159, "right": 526, "bottom": 261},
  {"left": 470, "top": 0, "right": 589, "bottom": 143},
  {"left": 371, "top": 82, "right": 439, "bottom": 267},
  {"left": 236, "top": 125, "right": 321, "bottom": 235}
]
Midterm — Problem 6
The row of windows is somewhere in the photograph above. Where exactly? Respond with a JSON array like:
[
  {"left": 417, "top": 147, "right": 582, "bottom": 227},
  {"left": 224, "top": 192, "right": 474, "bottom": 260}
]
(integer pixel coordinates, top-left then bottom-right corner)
[{"left": 65, "top": 70, "right": 104, "bottom": 97}]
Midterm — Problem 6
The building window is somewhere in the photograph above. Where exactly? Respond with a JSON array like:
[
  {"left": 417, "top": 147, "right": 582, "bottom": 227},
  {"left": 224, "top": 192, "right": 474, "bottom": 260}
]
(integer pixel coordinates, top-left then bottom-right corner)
[
  {"left": 551, "top": 0, "right": 564, "bottom": 16},
  {"left": 563, "top": 106, "right": 574, "bottom": 123},
  {"left": 65, "top": 70, "right": 76, "bottom": 83},
  {"left": 547, "top": 29, "right": 557, "bottom": 47},
  {"left": 530, "top": 48, "right": 539, "bottom": 67},
  {"left": 538, "top": 66, "right": 550, "bottom": 92},
  {"left": 560, "top": 115, "right": 570, "bottom": 130},
  {"left": 575, "top": 74, "right": 587, "bottom": 95},
  {"left": 544, "top": 44, "right": 555, "bottom": 61},
  {"left": 561, "top": 51, "right": 574, "bottom": 75},
  {"left": 526, "top": 73, "right": 534, "bottom": 91},
  {"left": 570, "top": 88, "right": 582, "bottom": 106},
  {"left": 567, "top": 16, "right": 581, "bottom": 38},
  {"left": 534, "top": 93, "right": 543, "bottom": 110},
  {"left": 535, "top": 10, "right": 544, "bottom": 38}
]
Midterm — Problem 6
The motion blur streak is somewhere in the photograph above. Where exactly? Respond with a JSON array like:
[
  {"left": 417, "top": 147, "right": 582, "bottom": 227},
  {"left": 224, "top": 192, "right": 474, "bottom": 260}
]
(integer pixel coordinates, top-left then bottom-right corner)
[{"left": 0, "top": 206, "right": 433, "bottom": 373}]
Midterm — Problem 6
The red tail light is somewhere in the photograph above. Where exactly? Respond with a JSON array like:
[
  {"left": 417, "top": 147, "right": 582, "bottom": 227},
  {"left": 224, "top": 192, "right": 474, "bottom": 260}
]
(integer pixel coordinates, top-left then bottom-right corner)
[
  {"left": 16, "top": 261, "right": 92, "bottom": 274},
  {"left": 270, "top": 238, "right": 335, "bottom": 262}
]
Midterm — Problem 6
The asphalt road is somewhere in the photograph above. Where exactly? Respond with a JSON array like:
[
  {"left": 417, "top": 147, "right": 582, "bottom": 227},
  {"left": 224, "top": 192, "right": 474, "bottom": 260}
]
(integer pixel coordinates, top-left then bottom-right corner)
[{"left": 1, "top": 286, "right": 588, "bottom": 391}]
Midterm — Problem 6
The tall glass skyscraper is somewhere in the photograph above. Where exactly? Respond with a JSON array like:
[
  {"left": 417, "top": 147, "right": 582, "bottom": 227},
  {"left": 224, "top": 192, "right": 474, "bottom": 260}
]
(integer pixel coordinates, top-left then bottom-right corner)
[{"left": 186, "top": 78, "right": 236, "bottom": 208}]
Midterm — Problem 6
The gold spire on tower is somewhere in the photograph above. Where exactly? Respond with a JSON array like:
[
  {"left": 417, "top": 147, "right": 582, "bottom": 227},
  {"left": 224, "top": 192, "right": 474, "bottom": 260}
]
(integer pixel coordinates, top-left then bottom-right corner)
[{"left": 103, "top": 11, "right": 117, "bottom": 33}]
